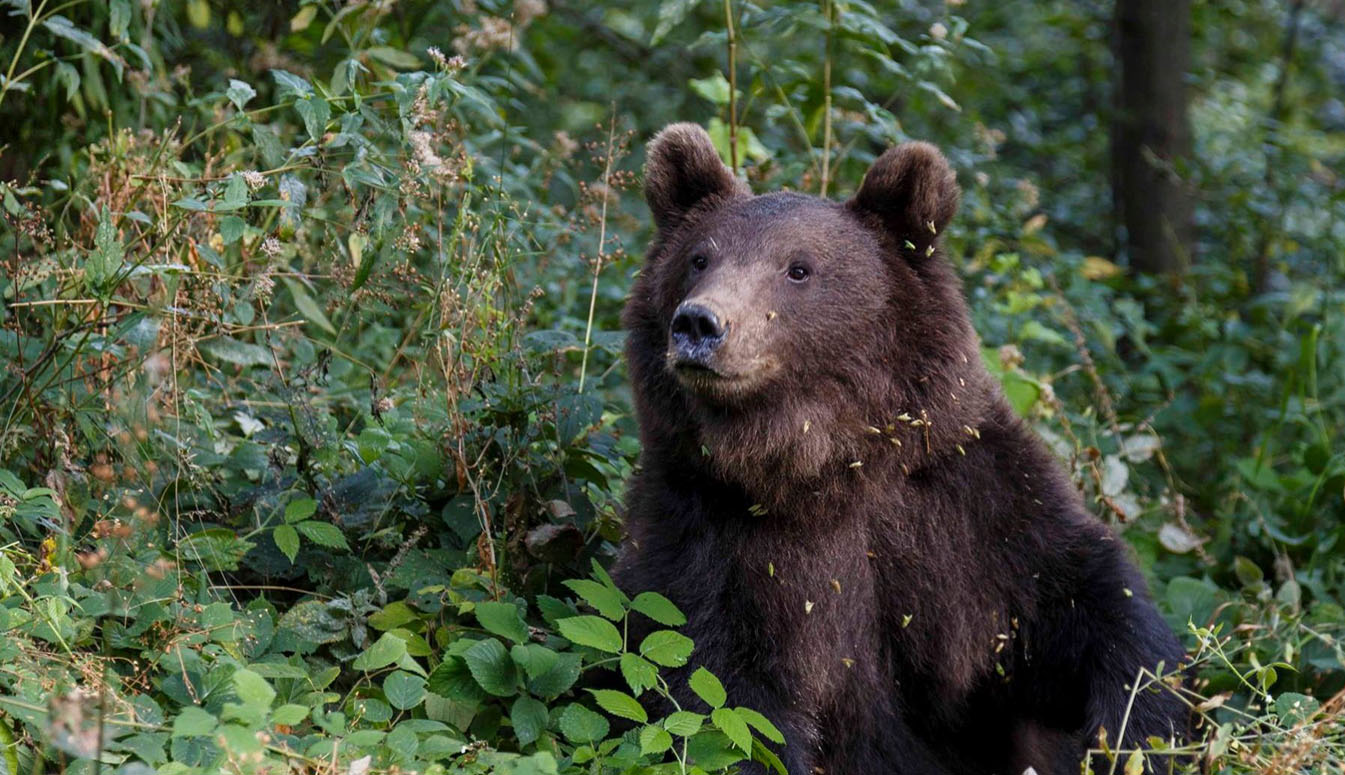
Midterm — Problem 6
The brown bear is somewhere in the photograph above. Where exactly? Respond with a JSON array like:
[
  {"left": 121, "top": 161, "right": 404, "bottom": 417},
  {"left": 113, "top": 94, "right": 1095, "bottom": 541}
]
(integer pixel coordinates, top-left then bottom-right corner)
[{"left": 614, "top": 123, "right": 1189, "bottom": 775}]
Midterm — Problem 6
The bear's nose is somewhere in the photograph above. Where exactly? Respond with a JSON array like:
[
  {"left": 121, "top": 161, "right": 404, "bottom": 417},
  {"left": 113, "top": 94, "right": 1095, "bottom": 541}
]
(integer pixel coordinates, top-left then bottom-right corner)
[{"left": 671, "top": 303, "right": 726, "bottom": 357}]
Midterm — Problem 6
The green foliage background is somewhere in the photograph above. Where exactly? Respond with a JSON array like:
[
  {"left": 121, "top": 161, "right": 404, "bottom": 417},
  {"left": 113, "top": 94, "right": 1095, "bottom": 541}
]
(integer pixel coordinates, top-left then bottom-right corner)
[{"left": 0, "top": 0, "right": 1342, "bottom": 773}]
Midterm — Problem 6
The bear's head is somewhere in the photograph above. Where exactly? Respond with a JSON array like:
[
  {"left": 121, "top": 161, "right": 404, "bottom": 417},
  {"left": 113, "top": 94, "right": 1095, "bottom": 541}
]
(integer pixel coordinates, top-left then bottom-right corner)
[{"left": 624, "top": 123, "right": 998, "bottom": 503}]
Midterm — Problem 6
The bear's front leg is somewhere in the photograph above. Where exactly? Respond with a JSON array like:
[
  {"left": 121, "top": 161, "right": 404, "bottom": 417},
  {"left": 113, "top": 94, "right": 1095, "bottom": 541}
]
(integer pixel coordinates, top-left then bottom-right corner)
[{"left": 1015, "top": 526, "right": 1190, "bottom": 774}]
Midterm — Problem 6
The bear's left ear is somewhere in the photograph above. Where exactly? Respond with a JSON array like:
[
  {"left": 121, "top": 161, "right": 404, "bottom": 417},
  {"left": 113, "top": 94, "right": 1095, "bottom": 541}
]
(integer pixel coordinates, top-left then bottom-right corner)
[
  {"left": 645, "top": 123, "right": 750, "bottom": 234},
  {"left": 847, "top": 142, "right": 959, "bottom": 256}
]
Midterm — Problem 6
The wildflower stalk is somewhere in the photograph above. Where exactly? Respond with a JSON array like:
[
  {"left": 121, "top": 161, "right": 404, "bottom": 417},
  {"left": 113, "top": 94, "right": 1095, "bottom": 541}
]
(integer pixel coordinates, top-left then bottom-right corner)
[
  {"left": 578, "top": 113, "right": 618, "bottom": 393},
  {"left": 724, "top": 0, "right": 739, "bottom": 173},
  {"left": 820, "top": 0, "right": 835, "bottom": 196}
]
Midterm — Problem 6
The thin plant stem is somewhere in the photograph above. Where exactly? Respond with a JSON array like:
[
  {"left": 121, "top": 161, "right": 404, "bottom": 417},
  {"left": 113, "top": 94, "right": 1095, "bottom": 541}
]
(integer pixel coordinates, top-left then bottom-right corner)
[
  {"left": 820, "top": 0, "right": 834, "bottom": 196},
  {"left": 578, "top": 111, "right": 618, "bottom": 393},
  {"left": 0, "top": 0, "right": 52, "bottom": 112},
  {"left": 724, "top": 0, "right": 739, "bottom": 173}
]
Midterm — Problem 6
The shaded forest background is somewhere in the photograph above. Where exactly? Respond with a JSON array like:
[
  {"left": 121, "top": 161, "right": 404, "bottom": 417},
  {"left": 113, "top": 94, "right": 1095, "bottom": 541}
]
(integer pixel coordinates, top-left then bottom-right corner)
[{"left": 0, "top": 0, "right": 1343, "bottom": 773}]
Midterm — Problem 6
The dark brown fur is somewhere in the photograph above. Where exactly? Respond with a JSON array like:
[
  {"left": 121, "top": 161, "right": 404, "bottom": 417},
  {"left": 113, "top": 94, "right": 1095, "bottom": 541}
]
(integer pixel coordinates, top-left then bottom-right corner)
[{"left": 616, "top": 123, "right": 1188, "bottom": 775}]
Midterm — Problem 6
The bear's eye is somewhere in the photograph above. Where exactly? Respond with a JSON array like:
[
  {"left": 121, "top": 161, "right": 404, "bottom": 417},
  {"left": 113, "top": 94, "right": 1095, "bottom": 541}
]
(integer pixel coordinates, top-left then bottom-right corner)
[
  {"left": 690, "top": 253, "right": 709, "bottom": 272},
  {"left": 787, "top": 264, "right": 812, "bottom": 283}
]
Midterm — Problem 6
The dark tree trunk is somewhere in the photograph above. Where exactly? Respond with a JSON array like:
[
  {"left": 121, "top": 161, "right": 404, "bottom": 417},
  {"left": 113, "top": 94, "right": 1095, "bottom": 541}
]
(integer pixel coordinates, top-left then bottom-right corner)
[{"left": 1112, "top": 0, "right": 1194, "bottom": 275}]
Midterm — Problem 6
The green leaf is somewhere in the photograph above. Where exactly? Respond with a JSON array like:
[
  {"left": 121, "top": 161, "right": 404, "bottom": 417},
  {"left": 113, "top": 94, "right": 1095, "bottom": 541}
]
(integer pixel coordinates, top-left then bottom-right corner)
[
  {"left": 563, "top": 579, "right": 626, "bottom": 620},
  {"left": 232, "top": 668, "right": 276, "bottom": 708},
  {"left": 426, "top": 658, "right": 486, "bottom": 703},
  {"left": 384, "top": 671, "right": 427, "bottom": 710},
  {"left": 367, "top": 46, "right": 423, "bottom": 69},
  {"left": 557, "top": 615, "right": 623, "bottom": 653},
  {"left": 226, "top": 78, "right": 256, "bottom": 110},
  {"left": 353, "top": 632, "right": 408, "bottom": 671},
  {"left": 688, "top": 72, "right": 733, "bottom": 105},
  {"left": 42, "top": 16, "right": 124, "bottom": 78},
  {"left": 511, "top": 696, "right": 549, "bottom": 747},
  {"left": 474, "top": 601, "right": 530, "bottom": 643},
  {"left": 200, "top": 336, "right": 272, "bottom": 368},
  {"left": 282, "top": 278, "right": 337, "bottom": 335},
  {"left": 619, "top": 652, "right": 657, "bottom": 696},
  {"left": 273, "top": 525, "right": 299, "bottom": 563},
  {"left": 639, "top": 630, "right": 693, "bottom": 667},
  {"left": 1274, "top": 692, "right": 1321, "bottom": 726},
  {"left": 711, "top": 707, "right": 751, "bottom": 753},
  {"left": 296, "top": 520, "right": 348, "bottom": 550},
  {"left": 511, "top": 644, "right": 559, "bottom": 679},
  {"left": 294, "top": 96, "right": 331, "bottom": 142},
  {"left": 685, "top": 730, "right": 745, "bottom": 769},
  {"left": 369, "top": 602, "right": 418, "bottom": 632},
  {"left": 587, "top": 689, "right": 647, "bottom": 723},
  {"left": 639, "top": 724, "right": 673, "bottom": 755},
  {"left": 559, "top": 703, "right": 609, "bottom": 744},
  {"left": 172, "top": 706, "right": 217, "bottom": 738},
  {"left": 271, "top": 69, "right": 313, "bottom": 98},
  {"left": 285, "top": 497, "right": 317, "bottom": 523},
  {"left": 526, "top": 652, "right": 581, "bottom": 698},
  {"left": 689, "top": 667, "right": 726, "bottom": 709},
  {"left": 88, "top": 207, "right": 124, "bottom": 289},
  {"left": 663, "top": 711, "right": 703, "bottom": 737},
  {"left": 650, "top": 0, "right": 698, "bottom": 44},
  {"left": 463, "top": 638, "right": 518, "bottom": 697},
  {"left": 631, "top": 592, "right": 686, "bottom": 627},
  {"left": 220, "top": 215, "right": 246, "bottom": 245},
  {"left": 734, "top": 707, "right": 785, "bottom": 744},
  {"left": 271, "top": 704, "right": 309, "bottom": 726}
]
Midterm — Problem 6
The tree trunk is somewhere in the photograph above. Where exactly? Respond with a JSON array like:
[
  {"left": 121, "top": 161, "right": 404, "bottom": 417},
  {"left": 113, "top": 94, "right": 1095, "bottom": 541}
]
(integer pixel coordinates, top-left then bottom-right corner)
[{"left": 1112, "top": 0, "right": 1194, "bottom": 275}]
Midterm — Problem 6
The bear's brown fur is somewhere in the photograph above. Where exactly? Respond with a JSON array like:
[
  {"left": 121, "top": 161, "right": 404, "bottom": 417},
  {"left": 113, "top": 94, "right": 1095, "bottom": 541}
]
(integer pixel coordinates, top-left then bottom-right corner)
[{"left": 615, "top": 123, "right": 1188, "bottom": 775}]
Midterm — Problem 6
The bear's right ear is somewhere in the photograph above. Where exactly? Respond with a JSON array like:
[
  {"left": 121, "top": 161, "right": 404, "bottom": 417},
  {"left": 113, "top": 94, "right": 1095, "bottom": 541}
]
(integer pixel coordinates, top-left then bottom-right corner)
[
  {"left": 645, "top": 123, "right": 749, "bottom": 234},
  {"left": 847, "top": 141, "right": 959, "bottom": 257}
]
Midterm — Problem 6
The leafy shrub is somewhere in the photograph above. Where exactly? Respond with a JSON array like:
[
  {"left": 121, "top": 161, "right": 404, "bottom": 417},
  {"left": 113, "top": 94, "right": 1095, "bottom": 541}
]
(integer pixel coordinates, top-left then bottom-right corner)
[{"left": 0, "top": 1, "right": 1342, "bottom": 773}]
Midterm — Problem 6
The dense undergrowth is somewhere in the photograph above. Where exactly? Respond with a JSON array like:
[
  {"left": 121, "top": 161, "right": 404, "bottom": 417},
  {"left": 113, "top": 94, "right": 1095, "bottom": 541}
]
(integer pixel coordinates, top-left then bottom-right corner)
[{"left": 0, "top": 1, "right": 1342, "bottom": 773}]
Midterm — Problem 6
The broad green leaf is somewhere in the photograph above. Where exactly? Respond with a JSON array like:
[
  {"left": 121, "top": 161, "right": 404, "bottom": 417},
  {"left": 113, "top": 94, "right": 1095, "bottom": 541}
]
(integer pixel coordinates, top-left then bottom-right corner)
[
  {"left": 526, "top": 652, "right": 581, "bottom": 698},
  {"left": 296, "top": 520, "right": 348, "bottom": 550},
  {"left": 587, "top": 689, "right": 647, "bottom": 723},
  {"left": 639, "top": 724, "right": 673, "bottom": 755},
  {"left": 639, "top": 630, "right": 693, "bottom": 667},
  {"left": 273, "top": 525, "right": 298, "bottom": 563},
  {"left": 557, "top": 615, "right": 623, "bottom": 653},
  {"left": 663, "top": 711, "right": 703, "bottom": 736},
  {"left": 283, "top": 278, "right": 336, "bottom": 335},
  {"left": 475, "top": 601, "right": 530, "bottom": 643},
  {"left": 284, "top": 498, "right": 317, "bottom": 523},
  {"left": 650, "top": 0, "right": 698, "bottom": 44},
  {"left": 294, "top": 96, "right": 331, "bottom": 142},
  {"left": 353, "top": 632, "right": 408, "bottom": 671},
  {"left": 631, "top": 591, "right": 686, "bottom": 626},
  {"left": 271, "top": 704, "right": 309, "bottom": 726},
  {"left": 686, "top": 730, "right": 745, "bottom": 769},
  {"left": 511, "top": 644, "right": 559, "bottom": 679},
  {"left": 271, "top": 69, "right": 313, "bottom": 98},
  {"left": 558, "top": 703, "right": 609, "bottom": 744},
  {"left": 172, "top": 706, "right": 217, "bottom": 738},
  {"left": 384, "top": 671, "right": 427, "bottom": 710},
  {"left": 563, "top": 579, "right": 626, "bottom": 620},
  {"left": 689, "top": 667, "right": 726, "bottom": 709},
  {"left": 619, "top": 652, "right": 657, "bottom": 696},
  {"left": 226, "top": 78, "right": 256, "bottom": 110},
  {"left": 88, "top": 207, "right": 124, "bottom": 289},
  {"left": 200, "top": 337, "right": 272, "bottom": 368},
  {"left": 232, "top": 668, "right": 275, "bottom": 708},
  {"left": 510, "top": 696, "right": 549, "bottom": 747},
  {"left": 219, "top": 215, "right": 246, "bottom": 244},
  {"left": 712, "top": 707, "right": 751, "bottom": 753},
  {"left": 463, "top": 638, "right": 518, "bottom": 697},
  {"left": 735, "top": 707, "right": 785, "bottom": 744}
]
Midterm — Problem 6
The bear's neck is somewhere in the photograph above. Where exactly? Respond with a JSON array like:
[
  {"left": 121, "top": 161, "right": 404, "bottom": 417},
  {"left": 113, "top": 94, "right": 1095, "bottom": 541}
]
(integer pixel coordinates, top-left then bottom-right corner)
[{"left": 636, "top": 354, "right": 999, "bottom": 512}]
